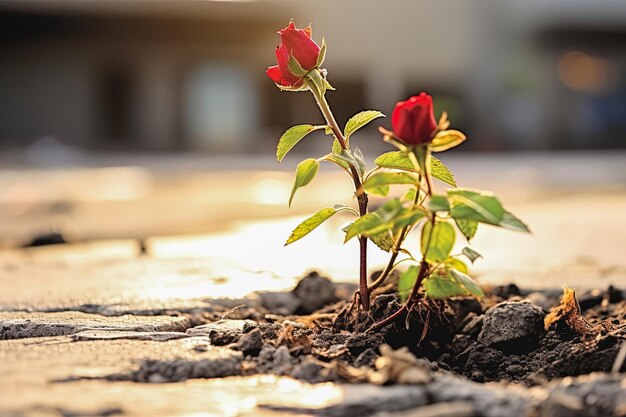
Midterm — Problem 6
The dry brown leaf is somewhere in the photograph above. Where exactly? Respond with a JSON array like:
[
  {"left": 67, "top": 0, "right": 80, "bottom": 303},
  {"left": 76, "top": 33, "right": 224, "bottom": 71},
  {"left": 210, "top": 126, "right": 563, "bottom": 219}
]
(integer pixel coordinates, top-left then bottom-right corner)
[{"left": 544, "top": 286, "right": 597, "bottom": 337}]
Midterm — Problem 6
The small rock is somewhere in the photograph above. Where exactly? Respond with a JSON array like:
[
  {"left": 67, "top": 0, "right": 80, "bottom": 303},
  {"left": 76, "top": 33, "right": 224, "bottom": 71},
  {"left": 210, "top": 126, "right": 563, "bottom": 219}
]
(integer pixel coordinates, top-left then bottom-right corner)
[
  {"left": 290, "top": 359, "right": 324, "bottom": 382},
  {"left": 258, "top": 291, "right": 301, "bottom": 315},
  {"left": 607, "top": 285, "right": 623, "bottom": 304},
  {"left": 186, "top": 319, "right": 255, "bottom": 346},
  {"left": 236, "top": 328, "right": 263, "bottom": 356},
  {"left": 272, "top": 345, "right": 292, "bottom": 368},
  {"left": 490, "top": 283, "right": 521, "bottom": 299},
  {"left": 450, "top": 334, "right": 472, "bottom": 356},
  {"left": 478, "top": 300, "right": 545, "bottom": 354},
  {"left": 24, "top": 231, "right": 67, "bottom": 247},
  {"left": 256, "top": 345, "right": 277, "bottom": 370},
  {"left": 354, "top": 348, "right": 379, "bottom": 368},
  {"left": 578, "top": 290, "right": 603, "bottom": 311},
  {"left": 461, "top": 313, "right": 484, "bottom": 338},
  {"left": 526, "top": 292, "right": 552, "bottom": 312},
  {"left": 292, "top": 272, "right": 338, "bottom": 314}
]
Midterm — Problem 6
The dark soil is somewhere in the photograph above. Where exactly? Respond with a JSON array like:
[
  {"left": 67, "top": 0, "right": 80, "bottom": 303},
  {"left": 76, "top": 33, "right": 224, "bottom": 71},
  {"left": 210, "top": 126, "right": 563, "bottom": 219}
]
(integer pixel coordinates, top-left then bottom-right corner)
[{"left": 218, "top": 272, "right": 626, "bottom": 386}]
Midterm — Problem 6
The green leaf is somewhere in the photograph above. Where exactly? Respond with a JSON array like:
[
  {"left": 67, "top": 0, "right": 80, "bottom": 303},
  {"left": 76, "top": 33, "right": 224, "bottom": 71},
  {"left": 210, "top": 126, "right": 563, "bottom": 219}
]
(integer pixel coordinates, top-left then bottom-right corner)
[
  {"left": 323, "top": 78, "right": 335, "bottom": 91},
  {"left": 431, "top": 157, "right": 457, "bottom": 187},
  {"left": 430, "top": 130, "right": 466, "bottom": 153},
  {"left": 461, "top": 247, "right": 482, "bottom": 263},
  {"left": 374, "top": 152, "right": 456, "bottom": 187},
  {"left": 344, "top": 199, "right": 403, "bottom": 242},
  {"left": 344, "top": 110, "right": 385, "bottom": 141},
  {"left": 421, "top": 220, "right": 455, "bottom": 263},
  {"left": 499, "top": 210, "right": 531, "bottom": 233},
  {"left": 324, "top": 138, "right": 350, "bottom": 171},
  {"left": 344, "top": 213, "right": 387, "bottom": 242},
  {"left": 375, "top": 151, "right": 415, "bottom": 171},
  {"left": 289, "top": 158, "right": 319, "bottom": 207},
  {"left": 331, "top": 138, "right": 342, "bottom": 153},
  {"left": 450, "top": 269, "right": 484, "bottom": 297},
  {"left": 287, "top": 54, "right": 308, "bottom": 77},
  {"left": 353, "top": 146, "right": 366, "bottom": 179},
  {"left": 448, "top": 189, "right": 504, "bottom": 225},
  {"left": 398, "top": 265, "right": 419, "bottom": 302},
  {"left": 426, "top": 195, "right": 450, "bottom": 212},
  {"left": 392, "top": 208, "right": 427, "bottom": 230},
  {"left": 285, "top": 207, "right": 337, "bottom": 245},
  {"left": 368, "top": 185, "right": 390, "bottom": 197},
  {"left": 277, "top": 125, "right": 325, "bottom": 162},
  {"left": 425, "top": 274, "right": 469, "bottom": 299},
  {"left": 376, "top": 199, "right": 405, "bottom": 222},
  {"left": 324, "top": 155, "right": 350, "bottom": 172},
  {"left": 362, "top": 172, "right": 417, "bottom": 192},
  {"left": 444, "top": 258, "right": 469, "bottom": 274},
  {"left": 333, "top": 149, "right": 359, "bottom": 167},
  {"left": 370, "top": 231, "right": 394, "bottom": 252},
  {"left": 454, "top": 218, "right": 478, "bottom": 241},
  {"left": 401, "top": 188, "right": 417, "bottom": 203}
]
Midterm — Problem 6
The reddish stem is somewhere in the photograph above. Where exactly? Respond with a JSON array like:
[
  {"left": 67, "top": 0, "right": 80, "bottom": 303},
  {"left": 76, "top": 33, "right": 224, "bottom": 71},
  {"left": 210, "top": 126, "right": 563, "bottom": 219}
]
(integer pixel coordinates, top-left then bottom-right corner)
[{"left": 310, "top": 84, "right": 370, "bottom": 311}]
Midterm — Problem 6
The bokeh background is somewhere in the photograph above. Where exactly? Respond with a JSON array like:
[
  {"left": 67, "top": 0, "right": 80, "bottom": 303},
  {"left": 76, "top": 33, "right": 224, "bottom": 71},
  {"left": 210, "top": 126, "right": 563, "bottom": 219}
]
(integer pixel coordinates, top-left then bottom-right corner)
[
  {"left": 0, "top": 0, "right": 624, "bottom": 287},
  {"left": 2, "top": 0, "right": 626, "bottom": 155}
]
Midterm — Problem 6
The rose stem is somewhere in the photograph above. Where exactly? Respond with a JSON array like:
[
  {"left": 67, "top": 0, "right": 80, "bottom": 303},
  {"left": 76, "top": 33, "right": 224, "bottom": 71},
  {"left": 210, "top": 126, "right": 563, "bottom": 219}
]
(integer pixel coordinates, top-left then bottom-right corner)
[
  {"left": 368, "top": 176, "right": 423, "bottom": 292},
  {"left": 368, "top": 151, "right": 434, "bottom": 331},
  {"left": 309, "top": 85, "right": 370, "bottom": 311}
]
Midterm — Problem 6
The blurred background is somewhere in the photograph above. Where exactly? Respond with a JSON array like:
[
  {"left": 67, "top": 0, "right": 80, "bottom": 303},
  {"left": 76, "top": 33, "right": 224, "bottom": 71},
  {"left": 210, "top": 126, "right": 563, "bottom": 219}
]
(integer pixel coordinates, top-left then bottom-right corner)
[
  {"left": 2, "top": 0, "right": 626, "bottom": 155},
  {"left": 0, "top": 0, "right": 624, "bottom": 288}
]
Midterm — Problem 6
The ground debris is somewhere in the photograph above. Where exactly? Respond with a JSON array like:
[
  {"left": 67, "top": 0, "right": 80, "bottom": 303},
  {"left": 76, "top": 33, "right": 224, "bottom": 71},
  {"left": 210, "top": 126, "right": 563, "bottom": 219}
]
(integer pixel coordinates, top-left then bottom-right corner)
[
  {"left": 368, "top": 345, "right": 432, "bottom": 385},
  {"left": 185, "top": 319, "right": 256, "bottom": 345},
  {"left": 545, "top": 287, "right": 599, "bottom": 338}
]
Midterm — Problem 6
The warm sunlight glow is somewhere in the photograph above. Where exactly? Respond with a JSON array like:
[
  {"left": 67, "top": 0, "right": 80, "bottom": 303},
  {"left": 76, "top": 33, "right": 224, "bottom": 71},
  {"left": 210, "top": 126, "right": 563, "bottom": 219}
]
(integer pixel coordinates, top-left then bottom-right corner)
[{"left": 558, "top": 51, "right": 617, "bottom": 94}]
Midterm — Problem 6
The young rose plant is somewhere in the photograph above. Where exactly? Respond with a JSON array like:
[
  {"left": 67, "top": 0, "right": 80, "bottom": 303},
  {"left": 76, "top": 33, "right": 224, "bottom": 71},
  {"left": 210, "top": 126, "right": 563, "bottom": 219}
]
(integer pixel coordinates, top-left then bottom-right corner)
[{"left": 266, "top": 21, "right": 530, "bottom": 327}]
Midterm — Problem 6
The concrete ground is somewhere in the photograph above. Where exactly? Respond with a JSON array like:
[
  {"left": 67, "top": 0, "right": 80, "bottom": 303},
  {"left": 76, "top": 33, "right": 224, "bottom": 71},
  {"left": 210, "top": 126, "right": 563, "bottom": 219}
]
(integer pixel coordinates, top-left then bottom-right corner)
[{"left": 0, "top": 151, "right": 625, "bottom": 416}]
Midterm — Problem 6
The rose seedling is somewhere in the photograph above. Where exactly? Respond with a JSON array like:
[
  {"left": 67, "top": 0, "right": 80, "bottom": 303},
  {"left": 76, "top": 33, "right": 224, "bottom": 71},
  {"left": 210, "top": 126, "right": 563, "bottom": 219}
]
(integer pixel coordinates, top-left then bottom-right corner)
[{"left": 266, "top": 21, "right": 530, "bottom": 328}]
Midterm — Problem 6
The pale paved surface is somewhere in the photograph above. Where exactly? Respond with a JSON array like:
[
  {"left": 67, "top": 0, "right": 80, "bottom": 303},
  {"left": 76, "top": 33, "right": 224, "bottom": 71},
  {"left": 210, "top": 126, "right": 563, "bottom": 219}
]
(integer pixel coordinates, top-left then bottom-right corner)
[
  {"left": 0, "top": 192, "right": 624, "bottom": 314},
  {"left": 0, "top": 153, "right": 624, "bottom": 416}
]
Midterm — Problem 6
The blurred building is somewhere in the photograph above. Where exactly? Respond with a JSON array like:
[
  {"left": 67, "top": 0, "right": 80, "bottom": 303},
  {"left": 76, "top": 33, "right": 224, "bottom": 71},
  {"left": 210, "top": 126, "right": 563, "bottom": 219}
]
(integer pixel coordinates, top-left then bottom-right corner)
[{"left": 0, "top": 0, "right": 624, "bottom": 156}]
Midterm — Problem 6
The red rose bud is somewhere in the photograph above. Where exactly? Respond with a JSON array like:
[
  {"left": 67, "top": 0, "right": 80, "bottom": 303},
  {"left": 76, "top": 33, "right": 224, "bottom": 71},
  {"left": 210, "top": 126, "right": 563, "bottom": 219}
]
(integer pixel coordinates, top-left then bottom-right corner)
[
  {"left": 391, "top": 93, "right": 438, "bottom": 145},
  {"left": 279, "top": 22, "right": 320, "bottom": 70},
  {"left": 266, "top": 43, "right": 304, "bottom": 87},
  {"left": 266, "top": 21, "right": 321, "bottom": 88}
]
